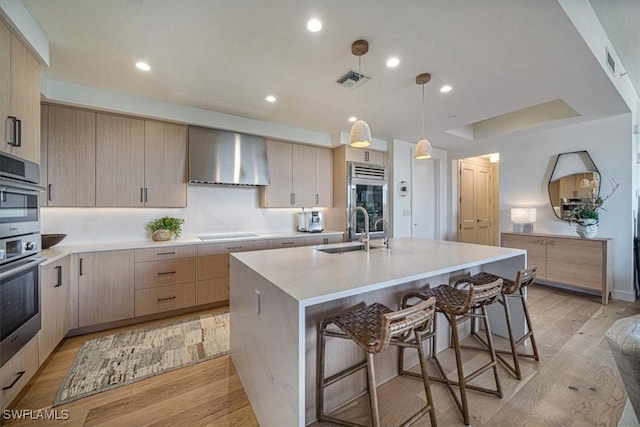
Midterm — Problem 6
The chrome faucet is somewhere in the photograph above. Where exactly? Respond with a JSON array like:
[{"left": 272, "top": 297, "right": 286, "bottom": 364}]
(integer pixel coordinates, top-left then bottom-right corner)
[
  {"left": 350, "top": 206, "right": 369, "bottom": 252},
  {"left": 374, "top": 218, "right": 390, "bottom": 248}
]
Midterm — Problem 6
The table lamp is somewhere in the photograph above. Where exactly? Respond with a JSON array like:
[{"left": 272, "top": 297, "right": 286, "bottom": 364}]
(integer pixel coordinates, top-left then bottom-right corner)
[{"left": 511, "top": 208, "right": 536, "bottom": 233}]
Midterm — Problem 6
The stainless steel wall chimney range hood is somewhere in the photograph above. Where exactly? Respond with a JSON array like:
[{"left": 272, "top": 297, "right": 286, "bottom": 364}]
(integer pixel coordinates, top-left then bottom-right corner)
[{"left": 188, "top": 126, "right": 270, "bottom": 186}]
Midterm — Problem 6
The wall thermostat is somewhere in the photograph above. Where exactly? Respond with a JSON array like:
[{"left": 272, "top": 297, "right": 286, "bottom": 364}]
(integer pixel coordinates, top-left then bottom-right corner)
[{"left": 397, "top": 181, "right": 408, "bottom": 197}]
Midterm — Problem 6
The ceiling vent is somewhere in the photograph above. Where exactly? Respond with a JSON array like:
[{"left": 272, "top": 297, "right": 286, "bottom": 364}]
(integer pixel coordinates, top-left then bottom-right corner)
[{"left": 336, "top": 69, "right": 371, "bottom": 89}]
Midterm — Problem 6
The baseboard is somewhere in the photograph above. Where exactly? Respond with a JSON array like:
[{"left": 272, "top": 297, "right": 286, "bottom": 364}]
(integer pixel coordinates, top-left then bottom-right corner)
[{"left": 612, "top": 289, "right": 636, "bottom": 303}]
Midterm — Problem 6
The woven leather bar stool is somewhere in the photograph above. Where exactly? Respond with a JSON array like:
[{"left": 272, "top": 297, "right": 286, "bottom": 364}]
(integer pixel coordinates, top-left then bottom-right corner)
[
  {"left": 455, "top": 266, "right": 540, "bottom": 379},
  {"left": 317, "top": 298, "right": 438, "bottom": 427},
  {"left": 399, "top": 278, "right": 503, "bottom": 426}
]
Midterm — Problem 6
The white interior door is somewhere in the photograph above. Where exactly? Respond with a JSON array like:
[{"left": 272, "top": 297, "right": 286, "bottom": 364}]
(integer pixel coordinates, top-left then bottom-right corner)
[{"left": 411, "top": 156, "right": 438, "bottom": 239}]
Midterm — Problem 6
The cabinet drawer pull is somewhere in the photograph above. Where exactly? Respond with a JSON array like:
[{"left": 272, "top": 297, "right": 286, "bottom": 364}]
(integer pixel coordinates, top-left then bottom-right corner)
[
  {"left": 144, "top": 187, "right": 148, "bottom": 203},
  {"left": 365, "top": 150, "right": 370, "bottom": 162},
  {"left": 157, "top": 296, "right": 176, "bottom": 303},
  {"left": 54, "top": 265, "right": 63, "bottom": 287},
  {"left": 140, "top": 188, "right": 144, "bottom": 203},
  {"left": 316, "top": 194, "right": 319, "bottom": 205},
  {"left": 281, "top": 241, "right": 295, "bottom": 246},
  {"left": 157, "top": 251, "right": 176, "bottom": 256},
  {"left": 79, "top": 258, "right": 84, "bottom": 276},
  {"left": 48, "top": 184, "right": 52, "bottom": 201},
  {"left": 3, "top": 371, "right": 25, "bottom": 390},
  {"left": 227, "top": 246, "right": 243, "bottom": 250},
  {"left": 157, "top": 271, "right": 176, "bottom": 276},
  {"left": 547, "top": 240, "right": 555, "bottom": 245}
]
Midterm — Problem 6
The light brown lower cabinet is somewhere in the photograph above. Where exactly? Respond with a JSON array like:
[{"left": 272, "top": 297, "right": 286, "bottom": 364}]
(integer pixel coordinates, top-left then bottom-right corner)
[
  {"left": 196, "top": 240, "right": 269, "bottom": 305},
  {"left": 501, "top": 232, "right": 612, "bottom": 304},
  {"left": 305, "top": 235, "right": 344, "bottom": 245},
  {"left": 39, "top": 256, "right": 71, "bottom": 365},
  {"left": 0, "top": 334, "right": 39, "bottom": 411},
  {"left": 78, "top": 250, "right": 135, "bottom": 327},
  {"left": 134, "top": 247, "right": 197, "bottom": 316},
  {"left": 135, "top": 283, "right": 196, "bottom": 317}
]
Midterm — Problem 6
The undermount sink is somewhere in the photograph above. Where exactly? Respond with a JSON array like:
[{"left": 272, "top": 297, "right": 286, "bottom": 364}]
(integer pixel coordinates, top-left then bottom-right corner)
[
  {"left": 316, "top": 244, "right": 383, "bottom": 254},
  {"left": 199, "top": 233, "right": 259, "bottom": 241}
]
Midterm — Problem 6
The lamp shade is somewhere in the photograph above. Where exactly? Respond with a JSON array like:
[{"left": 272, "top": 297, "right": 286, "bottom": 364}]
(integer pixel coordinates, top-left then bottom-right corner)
[
  {"left": 579, "top": 178, "right": 590, "bottom": 188},
  {"left": 349, "top": 119, "right": 372, "bottom": 148},
  {"left": 414, "top": 138, "right": 433, "bottom": 159},
  {"left": 511, "top": 208, "right": 536, "bottom": 223}
]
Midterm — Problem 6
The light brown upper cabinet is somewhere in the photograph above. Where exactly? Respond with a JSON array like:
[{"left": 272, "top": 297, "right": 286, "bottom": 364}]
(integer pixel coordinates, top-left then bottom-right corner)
[
  {"left": 345, "top": 147, "right": 385, "bottom": 166},
  {"left": 95, "top": 114, "right": 187, "bottom": 207},
  {"left": 46, "top": 105, "right": 96, "bottom": 206},
  {"left": 0, "top": 20, "right": 40, "bottom": 164},
  {"left": 143, "top": 121, "right": 187, "bottom": 207},
  {"left": 315, "top": 147, "right": 333, "bottom": 207},
  {"left": 96, "top": 113, "right": 146, "bottom": 207},
  {"left": 261, "top": 140, "right": 332, "bottom": 208}
]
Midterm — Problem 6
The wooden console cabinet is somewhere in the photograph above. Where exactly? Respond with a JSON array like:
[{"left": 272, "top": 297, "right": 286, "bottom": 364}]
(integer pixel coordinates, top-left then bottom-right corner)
[{"left": 501, "top": 232, "right": 612, "bottom": 304}]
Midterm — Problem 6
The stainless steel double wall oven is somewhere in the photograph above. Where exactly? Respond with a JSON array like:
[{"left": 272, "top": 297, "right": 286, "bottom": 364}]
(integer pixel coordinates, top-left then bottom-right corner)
[{"left": 0, "top": 152, "right": 43, "bottom": 367}]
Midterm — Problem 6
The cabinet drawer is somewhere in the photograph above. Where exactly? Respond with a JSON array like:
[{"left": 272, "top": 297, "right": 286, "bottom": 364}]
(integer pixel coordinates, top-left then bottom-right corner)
[
  {"left": 134, "top": 258, "right": 196, "bottom": 289},
  {"left": 197, "top": 240, "right": 268, "bottom": 256},
  {"left": 197, "top": 254, "right": 229, "bottom": 281},
  {"left": 197, "top": 278, "right": 229, "bottom": 305},
  {"left": 135, "top": 282, "right": 196, "bottom": 317},
  {"left": 306, "top": 234, "right": 344, "bottom": 246},
  {"left": 1, "top": 334, "right": 39, "bottom": 411},
  {"left": 267, "top": 238, "right": 307, "bottom": 249},
  {"left": 134, "top": 245, "right": 196, "bottom": 262}
]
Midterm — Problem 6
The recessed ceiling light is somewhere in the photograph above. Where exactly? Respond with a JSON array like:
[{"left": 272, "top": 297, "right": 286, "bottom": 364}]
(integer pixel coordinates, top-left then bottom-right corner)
[
  {"left": 386, "top": 57, "right": 400, "bottom": 68},
  {"left": 307, "top": 18, "right": 322, "bottom": 32},
  {"left": 440, "top": 84, "right": 453, "bottom": 93},
  {"left": 135, "top": 61, "right": 151, "bottom": 71},
  {"left": 348, "top": 116, "right": 357, "bottom": 123},
  {"left": 266, "top": 95, "right": 276, "bottom": 103}
]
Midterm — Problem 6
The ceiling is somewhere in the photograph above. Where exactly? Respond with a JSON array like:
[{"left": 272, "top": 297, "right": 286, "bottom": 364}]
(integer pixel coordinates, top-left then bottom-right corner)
[{"left": 21, "top": 0, "right": 633, "bottom": 151}]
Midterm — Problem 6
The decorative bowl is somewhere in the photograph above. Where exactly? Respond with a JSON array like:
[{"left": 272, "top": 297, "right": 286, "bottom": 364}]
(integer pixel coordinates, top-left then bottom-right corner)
[{"left": 42, "top": 234, "right": 67, "bottom": 249}]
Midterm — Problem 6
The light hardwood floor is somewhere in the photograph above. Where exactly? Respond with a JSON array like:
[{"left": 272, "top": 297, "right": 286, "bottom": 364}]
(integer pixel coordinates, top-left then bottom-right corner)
[{"left": 6, "top": 285, "right": 640, "bottom": 426}]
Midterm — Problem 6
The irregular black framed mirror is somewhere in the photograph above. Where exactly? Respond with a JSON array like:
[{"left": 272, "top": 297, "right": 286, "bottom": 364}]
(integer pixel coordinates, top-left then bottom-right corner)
[{"left": 548, "top": 151, "right": 600, "bottom": 221}]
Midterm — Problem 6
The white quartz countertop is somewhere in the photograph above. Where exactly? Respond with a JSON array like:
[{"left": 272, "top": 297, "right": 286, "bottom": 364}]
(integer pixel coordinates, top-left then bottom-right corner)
[
  {"left": 231, "top": 238, "right": 526, "bottom": 306},
  {"left": 39, "top": 230, "right": 344, "bottom": 266}
]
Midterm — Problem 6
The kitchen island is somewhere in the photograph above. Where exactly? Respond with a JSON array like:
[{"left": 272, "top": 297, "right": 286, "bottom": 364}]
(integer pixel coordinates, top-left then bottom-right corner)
[{"left": 229, "top": 238, "right": 526, "bottom": 426}]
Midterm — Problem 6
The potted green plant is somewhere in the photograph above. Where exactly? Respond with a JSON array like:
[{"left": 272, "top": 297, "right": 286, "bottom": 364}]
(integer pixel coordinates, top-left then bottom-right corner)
[
  {"left": 568, "top": 178, "right": 619, "bottom": 238},
  {"left": 146, "top": 216, "right": 185, "bottom": 241}
]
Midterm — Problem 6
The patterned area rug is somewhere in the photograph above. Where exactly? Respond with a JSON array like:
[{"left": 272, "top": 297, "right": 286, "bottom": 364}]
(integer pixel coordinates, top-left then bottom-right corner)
[{"left": 54, "top": 312, "right": 229, "bottom": 406}]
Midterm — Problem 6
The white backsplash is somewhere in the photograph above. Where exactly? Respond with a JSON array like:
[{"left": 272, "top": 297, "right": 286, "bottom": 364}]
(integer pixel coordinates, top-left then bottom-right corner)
[{"left": 41, "top": 185, "right": 311, "bottom": 245}]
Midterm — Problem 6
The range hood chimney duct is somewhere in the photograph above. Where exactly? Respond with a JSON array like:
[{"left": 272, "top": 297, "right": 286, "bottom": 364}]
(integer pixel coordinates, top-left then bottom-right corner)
[{"left": 188, "top": 126, "right": 270, "bottom": 186}]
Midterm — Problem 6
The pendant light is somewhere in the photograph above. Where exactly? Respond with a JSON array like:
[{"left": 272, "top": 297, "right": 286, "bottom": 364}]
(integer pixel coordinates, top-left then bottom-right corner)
[
  {"left": 349, "top": 40, "right": 372, "bottom": 148},
  {"left": 415, "top": 73, "right": 433, "bottom": 159}
]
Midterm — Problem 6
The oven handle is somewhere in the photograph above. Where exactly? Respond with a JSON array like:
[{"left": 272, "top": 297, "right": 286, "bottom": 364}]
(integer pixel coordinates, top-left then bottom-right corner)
[{"left": 0, "top": 257, "right": 45, "bottom": 281}]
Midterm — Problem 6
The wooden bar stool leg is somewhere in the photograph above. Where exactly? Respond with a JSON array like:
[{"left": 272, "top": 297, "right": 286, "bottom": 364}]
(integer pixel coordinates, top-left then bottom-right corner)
[
  {"left": 398, "top": 345, "right": 406, "bottom": 376},
  {"left": 316, "top": 320, "right": 328, "bottom": 420},
  {"left": 521, "top": 289, "right": 540, "bottom": 361},
  {"left": 366, "top": 352, "right": 380, "bottom": 427},
  {"left": 450, "top": 313, "right": 471, "bottom": 426},
  {"left": 415, "top": 330, "right": 438, "bottom": 427},
  {"left": 501, "top": 293, "right": 522, "bottom": 379},
  {"left": 481, "top": 306, "right": 503, "bottom": 398}
]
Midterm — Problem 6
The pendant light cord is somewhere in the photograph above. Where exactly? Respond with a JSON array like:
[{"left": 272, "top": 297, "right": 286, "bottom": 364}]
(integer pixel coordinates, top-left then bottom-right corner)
[
  {"left": 358, "top": 55, "right": 363, "bottom": 119},
  {"left": 421, "top": 83, "right": 426, "bottom": 138}
]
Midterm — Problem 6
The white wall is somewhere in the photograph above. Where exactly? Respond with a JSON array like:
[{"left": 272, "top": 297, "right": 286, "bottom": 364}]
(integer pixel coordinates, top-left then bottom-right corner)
[
  {"left": 451, "top": 113, "right": 634, "bottom": 301},
  {"left": 390, "top": 139, "right": 448, "bottom": 240},
  {"left": 41, "top": 186, "right": 303, "bottom": 245}
]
